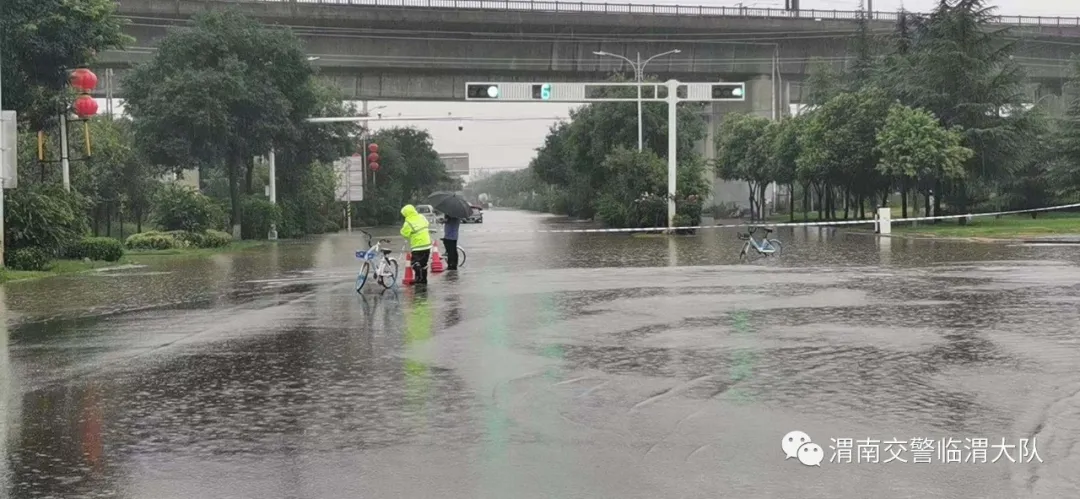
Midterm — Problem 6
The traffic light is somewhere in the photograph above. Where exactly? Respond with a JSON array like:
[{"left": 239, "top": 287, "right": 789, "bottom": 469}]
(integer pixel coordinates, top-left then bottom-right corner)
[
  {"left": 466, "top": 84, "right": 500, "bottom": 100},
  {"left": 532, "top": 83, "right": 552, "bottom": 100},
  {"left": 711, "top": 83, "right": 745, "bottom": 100}
]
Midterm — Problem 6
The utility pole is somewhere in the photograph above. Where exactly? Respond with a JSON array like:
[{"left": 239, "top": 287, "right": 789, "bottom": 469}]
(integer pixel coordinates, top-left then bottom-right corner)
[{"left": 267, "top": 148, "right": 277, "bottom": 240}]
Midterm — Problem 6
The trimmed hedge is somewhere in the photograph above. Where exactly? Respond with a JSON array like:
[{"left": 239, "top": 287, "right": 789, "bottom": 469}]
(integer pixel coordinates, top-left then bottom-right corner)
[
  {"left": 7, "top": 247, "right": 51, "bottom": 271},
  {"left": 68, "top": 237, "right": 125, "bottom": 262},
  {"left": 125, "top": 231, "right": 182, "bottom": 250},
  {"left": 125, "top": 230, "right": 233, "bottom": 250}
]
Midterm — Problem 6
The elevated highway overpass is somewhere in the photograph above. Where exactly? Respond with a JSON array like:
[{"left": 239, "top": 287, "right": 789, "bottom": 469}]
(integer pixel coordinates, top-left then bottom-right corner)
[{"left": 97, "top": 0, "right": 1080, "bottom": 105}]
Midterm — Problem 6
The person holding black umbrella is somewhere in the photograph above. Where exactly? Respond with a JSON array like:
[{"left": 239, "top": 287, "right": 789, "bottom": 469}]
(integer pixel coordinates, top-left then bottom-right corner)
[
  {"left": 442, "top": 215, "right": 461, "bottom": 271},
  {"left": 425, "top": 191, "right": 473, "bottom": 271}
]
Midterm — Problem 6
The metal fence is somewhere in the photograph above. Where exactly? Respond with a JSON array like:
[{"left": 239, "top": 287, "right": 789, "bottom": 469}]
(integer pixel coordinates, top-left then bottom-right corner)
[{"left": 276, "top": 0, "right": 1080, "bottom": 26}]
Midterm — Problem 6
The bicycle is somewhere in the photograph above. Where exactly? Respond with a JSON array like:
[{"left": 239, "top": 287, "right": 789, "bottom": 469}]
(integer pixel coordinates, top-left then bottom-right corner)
[
  {"left": 738, "top": 226, "right": 783, "bottom": 261},
  {"left": 429, "top": 229, "right": 466, "bottom": 268},
  {"left": 356, "top": 229, "right": 400, "bottom": 292}
]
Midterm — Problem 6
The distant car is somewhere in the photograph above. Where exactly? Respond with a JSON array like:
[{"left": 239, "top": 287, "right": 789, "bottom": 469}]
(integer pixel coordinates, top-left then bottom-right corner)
[
  {"left": 464, "top": 206, "right": 483, "bottom": 223},
  {"left": 415, "top": 204, "right": 438, "bottom": 226}
]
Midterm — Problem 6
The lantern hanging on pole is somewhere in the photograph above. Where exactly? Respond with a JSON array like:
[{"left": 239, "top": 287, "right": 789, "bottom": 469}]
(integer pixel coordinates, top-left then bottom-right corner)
[
  {"left": 73, "top": 95, "right": 99, "bottom": 118},
  {"left": 367, "top": 143, "right": 380, "bottom": 172},
  {"left": 70, "top": 68, "right": 98, "bottom": 92}
]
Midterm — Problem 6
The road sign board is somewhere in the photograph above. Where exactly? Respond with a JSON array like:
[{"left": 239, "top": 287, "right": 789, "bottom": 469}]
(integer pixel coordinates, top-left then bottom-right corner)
[
  {"left": 336, "top": 157, "right": 365, "bottom": 201},
  {"left": 464, "top": 82, "right": 746, "bottom": 102},
  {"left": 1, "top": 111, "right": 16, "bottom": 189}
]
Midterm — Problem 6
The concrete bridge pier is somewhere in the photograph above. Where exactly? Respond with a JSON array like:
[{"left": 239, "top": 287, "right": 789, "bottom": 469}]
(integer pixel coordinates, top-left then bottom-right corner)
[{"left": 695, "top": 75, "right": 786, "bottom": 215}]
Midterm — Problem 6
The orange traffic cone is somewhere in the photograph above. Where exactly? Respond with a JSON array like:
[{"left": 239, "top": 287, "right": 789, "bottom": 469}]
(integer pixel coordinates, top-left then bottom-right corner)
[
  {"left": 403, "top": 251, "right": 414, "bottom": 285},
  {"left": 431, "top": 241, "right": 445, "bottom": 273}
]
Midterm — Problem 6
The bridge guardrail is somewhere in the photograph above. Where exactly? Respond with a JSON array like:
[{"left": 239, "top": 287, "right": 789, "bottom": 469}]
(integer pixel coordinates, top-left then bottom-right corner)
[{"left": 275, "top": 0, "right": 1080, "bottom": 26}]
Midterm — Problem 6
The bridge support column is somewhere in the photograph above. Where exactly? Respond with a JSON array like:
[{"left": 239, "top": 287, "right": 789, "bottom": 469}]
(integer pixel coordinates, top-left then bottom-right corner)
[{"left": 697, "top": 75, "right": 785, "bottom": 217}]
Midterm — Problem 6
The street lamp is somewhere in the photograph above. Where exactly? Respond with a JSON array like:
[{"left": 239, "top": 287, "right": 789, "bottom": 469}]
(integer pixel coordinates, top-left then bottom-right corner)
[{"left": 593, "top": 49, "right": 681, "bottom": 151}]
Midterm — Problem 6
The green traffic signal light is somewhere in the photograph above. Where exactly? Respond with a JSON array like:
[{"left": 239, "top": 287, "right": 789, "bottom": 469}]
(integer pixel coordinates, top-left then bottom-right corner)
[{"left": 532, "top": 84, "right": 552, "bottom": 100}]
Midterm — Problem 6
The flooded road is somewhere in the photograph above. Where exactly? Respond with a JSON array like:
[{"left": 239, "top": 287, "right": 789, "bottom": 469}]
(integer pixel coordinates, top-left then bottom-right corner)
[{"left": 3, "top": 209, "right": 1080, "bottom": 498}]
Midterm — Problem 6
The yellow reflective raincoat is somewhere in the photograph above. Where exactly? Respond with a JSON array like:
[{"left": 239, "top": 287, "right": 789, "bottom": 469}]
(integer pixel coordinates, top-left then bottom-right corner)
[{"left": 400, "top": 204, "right": 433, "bottom": 251}]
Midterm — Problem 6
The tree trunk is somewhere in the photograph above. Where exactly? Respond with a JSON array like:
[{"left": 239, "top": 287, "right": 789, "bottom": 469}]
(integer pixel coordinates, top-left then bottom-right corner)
[
  {"left": 933, "top": 181, "right": 943, "bottom": 224},
  {"left": 901, "top": 182, "right": 909, "bottom": 218},
  {"left": 747, "top": 182, "right": 756, "bottom": 221},
  {"left": 825, "top": 188, "right": 833, "bottom": 220},
  {"left": 106, "top": 201, "right": 112, "bottom": 238},
  {"left": 859, "top": 194, "right": 866, "bottom": 219},
  {"left": 802, "top": 183, "right": 810, "bottom": 222},
  {"left": 198, "top": 163, "right": 207, "bottom": 191},
  {"left": 228, "top": 160, "right": 243, "bottom": 239},
  {"left": 789, "top": 184, "right": 796, "bottom": 222},
  {"left": 245, "top": 157, "right": 255, "bottom": 195},
  {"left": 924, "top": 191, "right": 931, "bottom": 218},
  {"left": 136, "top": 206, "right": 143, "bottom": 233},
  {"left": 842, "top": 187, "right": 850, "bottom": 220},
  {"left": 815, "top": 184, "right": 824, "bottom": 220}
]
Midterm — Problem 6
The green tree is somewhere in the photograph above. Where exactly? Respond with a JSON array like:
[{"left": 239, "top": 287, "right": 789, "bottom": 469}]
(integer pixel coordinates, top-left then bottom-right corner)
[
  {"left": 803, "top": 58, "right": 845, "bottom": 109},
  {"left": 901, "top": 0, "right": 1037, "bottom": 218},
  {"left": 353, "top": 127, "right": 457, "bottom": 225},
  {"left": 769, "top": 116, "right": 804, "bottom": 221},
  {"left": 797, "top": 88, "right": 891, "bottom": 220},
  {"left": 122, "top": 9, "right": 320, "bottom": 238},
  {"left": 527, "top": 74, "right": 707, "bottom": 220},
  {"left": 714, "top": 113, "right": 773, "bottom": 220},
  {"left": 0, "top": 0, "right": 131, "bottom": 128},
  {"left": 1053, "top": 58, "right": 1080, "bottom": 200},
  {"left": 875, "top": 104, "right": 972, "bottom": 217}
]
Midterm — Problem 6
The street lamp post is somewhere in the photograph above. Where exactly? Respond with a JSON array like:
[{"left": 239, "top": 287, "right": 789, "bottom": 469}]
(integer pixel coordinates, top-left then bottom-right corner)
[{"left": 593, "top": 49, "right": 681, "bottom": 151}]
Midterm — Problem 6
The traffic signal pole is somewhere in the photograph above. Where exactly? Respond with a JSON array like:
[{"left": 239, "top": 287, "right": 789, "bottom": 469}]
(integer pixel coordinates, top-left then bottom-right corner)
[{"left": 463, "top": 79, "right": 745, "bottom": 231}]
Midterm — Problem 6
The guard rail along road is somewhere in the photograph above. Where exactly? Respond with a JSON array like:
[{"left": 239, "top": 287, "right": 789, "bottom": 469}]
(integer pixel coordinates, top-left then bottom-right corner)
[{"left": 274, "top": 0, "right": 1080, "bottom": 27}]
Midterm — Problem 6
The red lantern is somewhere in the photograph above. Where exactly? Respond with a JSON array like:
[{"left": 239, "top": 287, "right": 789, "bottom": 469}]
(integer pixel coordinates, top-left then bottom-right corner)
[
  {"left": 369, "top": 162, "right": 380, "bottom": 172},
  {"left": 70, "top": 68, "right": 98, "bottom": 92},
  {"left": 73, "top": 94, "right": 98, "bottom": 118},
  {"left": 368, "top": 143, "right": 378, "bottom": 154}
]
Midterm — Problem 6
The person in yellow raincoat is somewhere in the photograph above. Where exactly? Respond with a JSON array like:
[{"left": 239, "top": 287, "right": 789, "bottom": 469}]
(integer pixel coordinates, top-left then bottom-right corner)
[{"left": 400, "top": 204, "right": 433, "bottom": 285}]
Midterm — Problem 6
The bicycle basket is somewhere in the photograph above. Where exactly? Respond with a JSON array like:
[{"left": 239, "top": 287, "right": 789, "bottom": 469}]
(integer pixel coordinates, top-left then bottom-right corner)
[
  {"left": 737, "top": 233, "right": 750, "bottom": 240},
  {"left": 355, "top": 248, "right": 377, "bottom": 260}
]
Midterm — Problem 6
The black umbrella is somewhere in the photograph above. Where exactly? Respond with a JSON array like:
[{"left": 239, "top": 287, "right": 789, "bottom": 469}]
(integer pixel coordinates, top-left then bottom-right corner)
[{"left": 425, "top": 191, "right": 473, "bottom": 219}]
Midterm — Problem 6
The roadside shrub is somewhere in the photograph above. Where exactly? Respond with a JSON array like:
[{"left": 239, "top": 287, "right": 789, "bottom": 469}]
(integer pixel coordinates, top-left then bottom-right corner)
[
  {"left": 68, "top": 237, "right": 125, "bottom": 262},
  {"left": 4, "top": 184, "right": 90, "bottom": 255},
  {"left": 151, "top": 184, "right": 225, "bottom": 232},
  {"left": 241, "top": 196, "right": 282, "bottom": 240},
  {"left": 200, "top": 229, "right": 232, "bottom": 248},
  {"left": 125, "top": 231, "right": 181, "bottom": 250},
  {"left": 6, "top": 247, "right": 51, "bottom": 271},
  {"left": 167, "top": 230, "right": 204, "bottom": 248}
]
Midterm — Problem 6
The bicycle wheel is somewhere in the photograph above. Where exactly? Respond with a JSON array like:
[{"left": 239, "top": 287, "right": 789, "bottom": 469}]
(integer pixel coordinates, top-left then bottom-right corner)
[
  {"left": 739, "top": 242, "right": 751, "bottom": 262},
  {"left": 457, "top": 246, "right": 467, "bottom": 268},
  {"left": 379, "top": 258, "right": 399, "bottom": 289},
  {"left": 355, "top": 262, "right": 371, "bottom": 293},
  {"left": 767, "top": 239, "right": 783, "bottom": 256}
]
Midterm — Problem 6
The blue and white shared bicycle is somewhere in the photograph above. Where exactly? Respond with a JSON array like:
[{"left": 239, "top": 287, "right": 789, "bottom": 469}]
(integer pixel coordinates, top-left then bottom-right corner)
[
  {"left": 738, "top": 226, "right": 783, "bottom": 261},
  {"left": 356, "top": 229, "right": 400, "bottom": 292}
]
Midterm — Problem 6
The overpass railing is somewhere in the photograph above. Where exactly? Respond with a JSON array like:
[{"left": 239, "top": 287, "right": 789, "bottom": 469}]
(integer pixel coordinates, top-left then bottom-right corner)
[{"left": 281, "top": 0, "right": 1080, "bottom": 26}]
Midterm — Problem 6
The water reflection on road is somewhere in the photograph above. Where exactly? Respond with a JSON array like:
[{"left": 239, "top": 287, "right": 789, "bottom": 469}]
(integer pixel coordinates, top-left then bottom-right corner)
[{"left": 3, "top": 210, "right": 1080, "bottom": 498}]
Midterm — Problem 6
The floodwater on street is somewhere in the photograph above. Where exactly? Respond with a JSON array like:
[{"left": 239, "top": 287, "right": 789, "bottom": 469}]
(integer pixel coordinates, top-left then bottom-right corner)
[{"left": 2, "top": 209, "right": 1080, "bottom": 498}]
